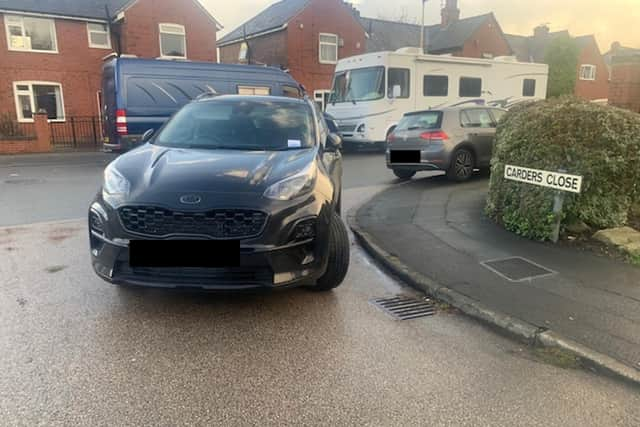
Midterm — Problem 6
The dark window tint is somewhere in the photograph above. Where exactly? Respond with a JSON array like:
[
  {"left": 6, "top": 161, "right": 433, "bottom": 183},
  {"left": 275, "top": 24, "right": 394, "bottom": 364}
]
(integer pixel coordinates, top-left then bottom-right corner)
[
  {"left": 155, "top": 99, "right": 315, "bottom": 151},
  {"left": 459, "top": 77, "right": 482, "bottom": 97},
  {"left": 423, "top": 75, "right": 448, "bottom": 96},
  {"left": 461, "top": 109, "right": 494, "bottom": 128},
  {"left": 523, "top": 79, "right": 536, "bottom": 97},
  {"left": 396, "top": 111, "right": 443, "bottom": 131},
  {"left": 388, "top": 68, "right": 410, "bottom": 98}
]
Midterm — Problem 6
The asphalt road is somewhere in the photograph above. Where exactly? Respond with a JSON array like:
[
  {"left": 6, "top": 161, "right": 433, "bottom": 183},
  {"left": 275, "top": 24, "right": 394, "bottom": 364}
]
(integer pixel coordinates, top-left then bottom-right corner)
[{"left": 1, "top": 152, "right": 639, "bottom": 426}]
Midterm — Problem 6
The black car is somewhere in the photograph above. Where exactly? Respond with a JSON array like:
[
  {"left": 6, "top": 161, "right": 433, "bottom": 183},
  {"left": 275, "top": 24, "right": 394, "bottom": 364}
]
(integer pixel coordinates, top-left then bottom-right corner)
[{"left": 89, "top": 95, "right": 349, "bottom": 291}]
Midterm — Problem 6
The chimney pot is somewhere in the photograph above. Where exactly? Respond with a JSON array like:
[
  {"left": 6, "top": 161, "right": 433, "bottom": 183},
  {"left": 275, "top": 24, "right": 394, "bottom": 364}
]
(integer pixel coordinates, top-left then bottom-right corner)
[{"left": 441, "top": 0, "right": 460, "bottom": 26}]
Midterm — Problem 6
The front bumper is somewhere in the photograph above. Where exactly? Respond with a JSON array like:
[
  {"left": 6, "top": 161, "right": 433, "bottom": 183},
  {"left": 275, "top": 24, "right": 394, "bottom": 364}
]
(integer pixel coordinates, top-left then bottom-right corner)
[{"left": 89, "top": 193, "right": 332, "bottom": 291}]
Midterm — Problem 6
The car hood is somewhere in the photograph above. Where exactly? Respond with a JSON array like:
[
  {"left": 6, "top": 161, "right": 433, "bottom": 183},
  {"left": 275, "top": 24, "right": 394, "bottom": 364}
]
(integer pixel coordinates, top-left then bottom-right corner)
[{"left": 111, "top": 144, "right": 317, "bottom": 204}]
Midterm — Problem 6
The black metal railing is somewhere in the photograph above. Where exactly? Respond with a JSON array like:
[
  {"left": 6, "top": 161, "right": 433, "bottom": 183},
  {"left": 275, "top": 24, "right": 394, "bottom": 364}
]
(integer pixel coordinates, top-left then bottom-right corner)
[
  {"left": 0, "top": 114, "right": 36, "bottom": 140},
  {"left": 50, "top": 116, "right": 100, "bottom": 149}
]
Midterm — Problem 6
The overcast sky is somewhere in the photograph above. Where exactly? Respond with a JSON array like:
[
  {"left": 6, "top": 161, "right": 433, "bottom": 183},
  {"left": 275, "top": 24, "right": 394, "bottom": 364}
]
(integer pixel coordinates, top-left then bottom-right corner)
[{"left": 203, "top": 0, "right": 639, "bottom": 52}]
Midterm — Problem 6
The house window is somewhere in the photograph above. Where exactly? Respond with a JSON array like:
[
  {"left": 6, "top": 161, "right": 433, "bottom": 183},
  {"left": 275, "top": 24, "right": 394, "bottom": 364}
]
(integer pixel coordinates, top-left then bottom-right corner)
[
  {"left": 579, "top": 64, "right": 596, "bottom": 81},
  {"left": 13, "top": 82, "right": 65, "bottom": 122},
  {"left": 319, "top": 33, "right": 338, "bottom": 64},
  {"left": 388, "top": 68, "right": 410, "bottom": 98},
  {"left": 87, "top": 23, "right": 111, "bottom": 49},
  {"left": 159, "top": 23, "right": 186, "bottom": 58},
  {"left": 237, "top": 86, "right": 271, "bottom": 95},
  {"left": 4, "top": 15, "right": 57, "bottom": 53},
  {"left": 459, "top": 77, "right": 482, "bottom": 97},
  {"left": 522, "top": 79, "right": 536, "bottom": 97},
  {"left": 423, "top": 75, "right": 449, "bottom": 97}
]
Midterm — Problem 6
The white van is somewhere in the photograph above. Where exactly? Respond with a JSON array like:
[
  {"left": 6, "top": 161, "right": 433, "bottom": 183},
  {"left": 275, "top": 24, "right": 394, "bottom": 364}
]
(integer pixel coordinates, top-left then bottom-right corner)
[{"left": 326, "top": 47, "right": 548, "bottom": 146}]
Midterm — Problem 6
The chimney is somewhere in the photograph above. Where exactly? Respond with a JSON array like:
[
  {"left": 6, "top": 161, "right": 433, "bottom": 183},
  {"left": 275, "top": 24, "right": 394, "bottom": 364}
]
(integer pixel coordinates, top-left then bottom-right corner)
[
  {"left": 610, "top": 41, "right": 621, "bottom": 53},
  {"left": 533, "top": 24, "right": 550, "bottom": 39},
  {"left": 441, "top": 0, "right": 460, "bottom": 27}
]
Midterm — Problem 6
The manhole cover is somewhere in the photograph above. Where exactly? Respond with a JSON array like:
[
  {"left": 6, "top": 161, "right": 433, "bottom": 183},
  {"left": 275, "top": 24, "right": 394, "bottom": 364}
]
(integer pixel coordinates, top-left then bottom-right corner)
[
  {"left": 481, "top": 257, "right": 556, "bottom": 282},
  {"left": 370, "top": 295, "right": 436, "bottom": 320}
]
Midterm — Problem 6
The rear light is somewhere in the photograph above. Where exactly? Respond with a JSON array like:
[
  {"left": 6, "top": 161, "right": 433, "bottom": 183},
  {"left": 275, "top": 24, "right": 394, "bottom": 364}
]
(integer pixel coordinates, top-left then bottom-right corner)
[
  {"left": 419, "top": 130, "right": 449, "bottom": 141},
  {"left": 116, "top": 109, "right": 128, "bottom": 135}
]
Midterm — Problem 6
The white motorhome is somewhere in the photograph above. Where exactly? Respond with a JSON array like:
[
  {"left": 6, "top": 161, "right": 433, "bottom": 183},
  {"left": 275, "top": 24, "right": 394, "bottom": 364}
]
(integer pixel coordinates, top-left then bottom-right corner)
[{"left": 326, "top": 47, "right": 548, "bottom": 146}]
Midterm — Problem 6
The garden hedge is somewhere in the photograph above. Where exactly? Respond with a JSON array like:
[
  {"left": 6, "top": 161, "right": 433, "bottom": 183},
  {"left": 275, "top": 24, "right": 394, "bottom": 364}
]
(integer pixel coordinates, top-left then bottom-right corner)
[{"left": 486, "top": 97, "right": 640, "bottom": 240}]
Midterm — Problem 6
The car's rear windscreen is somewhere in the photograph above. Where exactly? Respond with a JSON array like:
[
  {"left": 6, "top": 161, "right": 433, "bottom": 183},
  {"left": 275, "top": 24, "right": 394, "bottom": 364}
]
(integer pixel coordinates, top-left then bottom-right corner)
[{"left": 396, "top": 111, "right": 443, "bottom": 131}]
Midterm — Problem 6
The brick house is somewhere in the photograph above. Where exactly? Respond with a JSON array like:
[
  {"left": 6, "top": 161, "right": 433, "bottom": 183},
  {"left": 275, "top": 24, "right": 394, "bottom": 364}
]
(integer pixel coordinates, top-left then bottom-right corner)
[
  {"left": 218, "top": 0, "right": 366, "bottom": 100},
  {"left": 361, "top": 0, "right": 512, "bottom": 59},
  {"left": 608, "top": 52, "right": 640, "bottom": 113},
  {"left": 0, "top": 0, "right": 221, "bottom": 127},
  {"left": 506, "top": 26, "right": 609, "bottom": 101}
]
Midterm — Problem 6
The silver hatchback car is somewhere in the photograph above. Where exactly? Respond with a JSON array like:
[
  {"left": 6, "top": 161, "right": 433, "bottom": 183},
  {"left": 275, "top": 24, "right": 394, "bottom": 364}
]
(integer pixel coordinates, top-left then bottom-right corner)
[{"left": 386, "top": 106, "right": 506, "bottom": 182}]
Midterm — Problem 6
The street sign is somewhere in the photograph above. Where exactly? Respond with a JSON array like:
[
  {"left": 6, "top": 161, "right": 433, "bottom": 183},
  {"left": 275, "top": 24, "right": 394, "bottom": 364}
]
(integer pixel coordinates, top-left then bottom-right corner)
[{"left": 504, "top": 164, "right": 583, "bottom": 194}]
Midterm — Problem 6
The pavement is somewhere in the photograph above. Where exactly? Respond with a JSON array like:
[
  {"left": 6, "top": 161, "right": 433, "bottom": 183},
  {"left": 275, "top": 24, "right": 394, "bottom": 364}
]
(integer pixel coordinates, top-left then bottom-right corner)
[
  {"left": 1, "top": 152, "right": 640, "bottom": 425},
  {"left": 352, "top": 173, "right": 640, "bottom": 384}
]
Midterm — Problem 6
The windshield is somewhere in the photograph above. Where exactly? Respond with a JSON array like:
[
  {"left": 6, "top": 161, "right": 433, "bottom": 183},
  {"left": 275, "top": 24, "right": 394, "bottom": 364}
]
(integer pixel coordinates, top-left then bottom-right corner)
[
  {"left": 396, "top": 111, "right": 443, "bottom": 131},
  {"left": 154, "top": 99, "right": 315, "bottom": 150},
  {"left": 330, "top": 66, "right": 385, "bottom": 104}
]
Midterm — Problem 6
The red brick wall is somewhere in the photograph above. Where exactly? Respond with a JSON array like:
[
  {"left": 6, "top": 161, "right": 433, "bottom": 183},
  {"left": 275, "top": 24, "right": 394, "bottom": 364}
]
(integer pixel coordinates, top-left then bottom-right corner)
[
  {"left": 609, "top": 57, "right": 640, "bottom": 113},
  {"left": 458, "top": 16, "right": 512, "bottom": 58},
  {"left": 0, "top": 14, "right": 109, "bottom": 118},
  {"left": 219, "top": 31, "right": 288, "bottom": 67},
  {"left": 119, "top": 0, "right": 217, "bottom": 61},
  {"left": 286, "top": 0, "right": 366, "bottom": 93},
  {"left": 574, "top": 39, "right": 609, "bottom": 100},
  {"left": 0, "top": 114, "right": 51, "bottom": 154}
]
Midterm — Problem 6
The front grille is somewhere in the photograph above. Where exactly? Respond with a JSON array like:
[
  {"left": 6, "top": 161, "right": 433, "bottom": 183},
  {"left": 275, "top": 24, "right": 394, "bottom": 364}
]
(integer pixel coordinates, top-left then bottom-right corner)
[
  {"left": 118, "top": 206, "right": 267, "bottom": 239},
  {"left": 116, "top": 264, "right": 274, "bottom": 286},
  {"left": 338, "top": 124, "right": 357, "bottom": 133}
]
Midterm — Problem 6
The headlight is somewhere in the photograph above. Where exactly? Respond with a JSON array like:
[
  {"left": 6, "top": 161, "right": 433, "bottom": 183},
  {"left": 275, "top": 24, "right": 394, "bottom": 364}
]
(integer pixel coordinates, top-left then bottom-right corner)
[
  {"left": 102, "top": 163, "right": 130, "bottom": 202},
  {"left": 264, "top": 163, "right": 316, "bottom": 201}
]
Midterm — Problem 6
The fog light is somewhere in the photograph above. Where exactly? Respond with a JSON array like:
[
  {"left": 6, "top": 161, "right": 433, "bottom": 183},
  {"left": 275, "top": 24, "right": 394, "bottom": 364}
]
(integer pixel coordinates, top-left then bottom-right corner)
[{"left": 292, "top": 219, "right": 316, "bottom": 242}]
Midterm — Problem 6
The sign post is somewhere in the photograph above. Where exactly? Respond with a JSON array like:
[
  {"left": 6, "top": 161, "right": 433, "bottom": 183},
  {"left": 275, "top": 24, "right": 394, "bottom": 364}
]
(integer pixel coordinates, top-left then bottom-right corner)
[{"left": 503, "top": 165, "right": 583, "bottom": 243}]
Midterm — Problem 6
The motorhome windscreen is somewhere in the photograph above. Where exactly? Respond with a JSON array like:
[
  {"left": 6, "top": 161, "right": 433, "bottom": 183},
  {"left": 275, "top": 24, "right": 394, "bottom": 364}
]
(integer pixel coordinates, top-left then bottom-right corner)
[{"left": 330, "top": 66, "right": 385, "bottom": 103}]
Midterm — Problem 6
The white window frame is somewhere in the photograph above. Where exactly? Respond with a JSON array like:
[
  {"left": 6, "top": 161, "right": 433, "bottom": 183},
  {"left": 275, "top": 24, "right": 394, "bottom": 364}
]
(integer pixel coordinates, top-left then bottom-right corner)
[
  {"left": 318, "top": 33, "right": 338, "bottom": 65},
  {"left": 159, "top": 23, "right": 187, "bottom": 59},
  {"left": 4, "top": 14, "right": 58, "bottom": 53},
  {"left": 579, "top": 64, "right": 596, "bottom": 81},
  {"left": 87, "top": 22, "right": 111, "bottom": 49},
  {"left": 13, "top": 81, "right": 66, "bottom": 123}
]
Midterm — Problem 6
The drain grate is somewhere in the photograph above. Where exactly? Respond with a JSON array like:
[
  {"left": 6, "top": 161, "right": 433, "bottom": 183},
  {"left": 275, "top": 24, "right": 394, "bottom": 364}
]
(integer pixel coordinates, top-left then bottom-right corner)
[
  {"left": 370, "top": 295, "right": 436, "bottom": 320},
  {"left": 481, "top": 256, "right": 556, "bottom": 282}
]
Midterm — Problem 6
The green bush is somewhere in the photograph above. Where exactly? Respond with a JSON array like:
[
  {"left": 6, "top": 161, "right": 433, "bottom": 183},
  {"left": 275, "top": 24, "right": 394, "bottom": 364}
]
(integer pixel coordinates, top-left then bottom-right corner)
[{"left": 486, "top": 97, "right": 640, "bottom": 241}]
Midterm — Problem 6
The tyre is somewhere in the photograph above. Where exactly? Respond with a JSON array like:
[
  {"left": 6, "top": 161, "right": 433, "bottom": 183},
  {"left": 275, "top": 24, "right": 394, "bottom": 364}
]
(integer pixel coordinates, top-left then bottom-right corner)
[
  {"left": 447, "top": 148, "right": 475, "bottom": 182},
  {"left": 313, "top": 212, "right": 350, "bottom": 292},
  {"left": 393, "top": 169, "right": 416, "bottom": 180}
]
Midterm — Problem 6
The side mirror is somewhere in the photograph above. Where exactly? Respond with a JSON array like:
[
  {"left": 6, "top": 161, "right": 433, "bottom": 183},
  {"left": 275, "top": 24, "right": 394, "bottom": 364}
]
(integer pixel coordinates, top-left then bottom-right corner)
[
  {"left": 391, "top": 85, "right": 402, "bottom": 99},
  {"left": 141, "top": 128, "right": 154, "bottom": 143},
  {"left": 325, "top": 133, "right": 342, "bottom": 152}
]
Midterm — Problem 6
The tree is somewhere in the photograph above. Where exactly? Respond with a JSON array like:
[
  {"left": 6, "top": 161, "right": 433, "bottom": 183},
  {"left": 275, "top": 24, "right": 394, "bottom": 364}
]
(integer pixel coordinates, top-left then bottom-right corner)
[{"left": 543, "top": 35, "right": 580, "bottom": 98}]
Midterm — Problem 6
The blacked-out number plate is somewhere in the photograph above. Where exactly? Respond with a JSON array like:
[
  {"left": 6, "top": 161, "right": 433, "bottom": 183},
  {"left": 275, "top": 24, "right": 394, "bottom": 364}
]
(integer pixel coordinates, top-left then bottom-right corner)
[
  {"left": 390, "top": 150, "right": 421, "bottom": 164},
  {"left": 129, "top": 240, "right": 240, "bottom": 268}
]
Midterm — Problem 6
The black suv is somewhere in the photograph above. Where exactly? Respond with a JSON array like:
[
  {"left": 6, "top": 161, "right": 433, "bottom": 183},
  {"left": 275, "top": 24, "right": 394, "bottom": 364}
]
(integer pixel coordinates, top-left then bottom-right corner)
[{"left": 89, "top": 95, "right": 349, "bottom": 291}]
